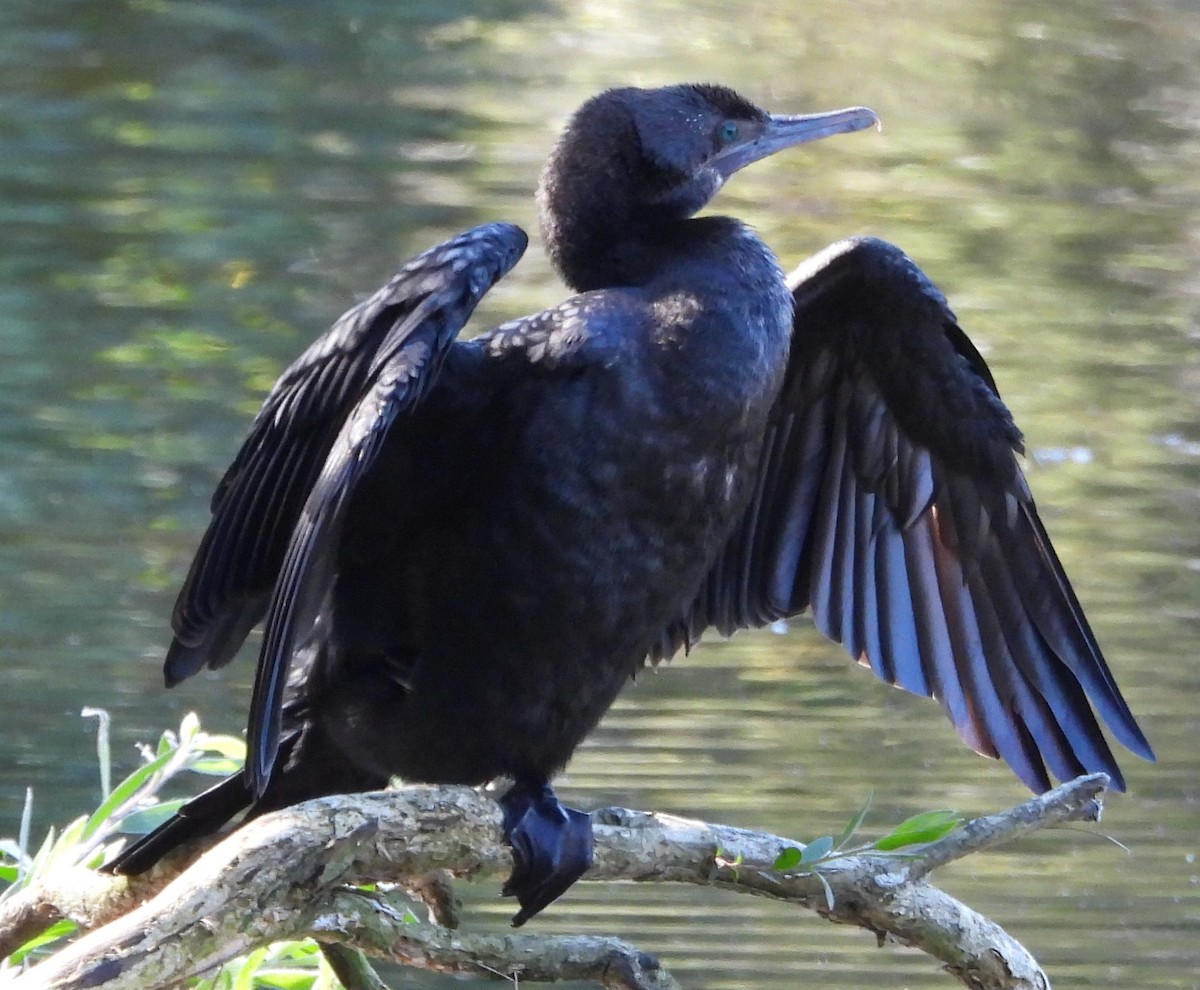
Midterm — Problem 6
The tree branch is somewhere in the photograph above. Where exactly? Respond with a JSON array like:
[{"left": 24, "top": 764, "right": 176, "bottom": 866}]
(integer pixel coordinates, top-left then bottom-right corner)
[{"left": 2, "top": 775, "right": 1111, "bottom": 990}]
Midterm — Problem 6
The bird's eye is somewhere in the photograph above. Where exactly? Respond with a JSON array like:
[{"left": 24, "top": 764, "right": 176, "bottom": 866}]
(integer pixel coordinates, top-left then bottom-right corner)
[{"left": 718, "top": 120, "right": 739, "bottom": 144}]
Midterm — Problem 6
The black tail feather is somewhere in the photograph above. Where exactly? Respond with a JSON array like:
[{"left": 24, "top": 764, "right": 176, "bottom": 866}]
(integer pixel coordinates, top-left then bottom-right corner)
[{"left": 102, "top": 772, "right": 252, "bottom": 875}]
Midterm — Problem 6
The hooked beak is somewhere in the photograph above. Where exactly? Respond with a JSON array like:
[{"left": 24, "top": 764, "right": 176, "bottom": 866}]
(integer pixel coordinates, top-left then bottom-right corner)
[{"left": 711, "top": 106, "right": 880, "bottom": 179}]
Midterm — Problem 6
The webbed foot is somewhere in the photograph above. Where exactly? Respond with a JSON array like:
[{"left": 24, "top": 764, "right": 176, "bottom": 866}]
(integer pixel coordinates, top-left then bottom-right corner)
[{"left": 499, "top": 780, "right": 593, "bottom": 926}]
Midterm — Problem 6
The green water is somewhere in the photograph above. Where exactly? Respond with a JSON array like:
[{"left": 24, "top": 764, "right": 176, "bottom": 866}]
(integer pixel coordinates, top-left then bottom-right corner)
[{"left": 0, "top": 1, "right": 1196, "bottom": 987}]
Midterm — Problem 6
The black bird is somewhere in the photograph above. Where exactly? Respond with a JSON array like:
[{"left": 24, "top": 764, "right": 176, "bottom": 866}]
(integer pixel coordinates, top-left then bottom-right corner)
[{"left": 105, "top": 83, "right": 1154, "bottom": 924}]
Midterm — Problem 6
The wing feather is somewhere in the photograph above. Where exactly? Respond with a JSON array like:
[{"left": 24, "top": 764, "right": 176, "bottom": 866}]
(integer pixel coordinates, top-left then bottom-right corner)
[
  {"left": 243, "top": 225, "right": 528, "bottom": 793},
  {"left": 163, "top": 223, "right": 527, "bottom": 690},
  {"left": 655, "top": 236, "right": 1153, "bottom": 792}
]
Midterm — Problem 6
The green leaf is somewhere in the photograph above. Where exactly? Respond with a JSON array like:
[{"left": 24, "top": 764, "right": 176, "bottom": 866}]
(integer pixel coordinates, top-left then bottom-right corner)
[
  {"left": 82, "top": 846, "right": 112, "bottom": 870},
  {"left": 6, "top": 918, "right": 77, "bottom": 965},
  {"left": 115, "top": 800, "right": 188, "bottom": 836},
  {"left": 233, "top": 946, "right": 269, "bottom": 990},
  {"left": 55, "top": 815, "right": 89, "bottom": 849},
  {"left": 772, "top": 846, "right": 802, "bottom": 871},
  {"left": 835, "top": 793, "right": 872, "bottom": 849},
  {"left": 873, "top": 809, "right": 961, "bottom": 851},
  {"left": 265, "top": 941, "right": 320, "bottom": 964},
  {"left": 194, "top": 734, "right": 247, "bottom": 759},
  {"left": 188, "top": 756, "right": 245, "bottom": 776},
  {"left": 314, "top": 953, "right": 338, "bottom": 990},
  {"left": 82, "top": 747, "right": 179, "bottom": 840},
  {"left": 156, "top": 731, "right": 176, "bottom": 757},
  {"left": 204, "top": 969, "right": 233, "bottom": 990},
  {"left": 254, "top": 971, "right": 317, "bottom": 990},
  {"left": 44, "top": 816, "right": 89, "bottom": 871},
  {"left": 800, "top": 835, "right": 834, "bottom": 864},
  {"left": 27, "top": 826, "right": 57, "bottom": 880},
  {"left": 179, "top": 711, "right": 201, "bottom": 746},
  {"left": 817, "top": 870, "right": 836, "bottom": 910},
  {"left": 183, "top": 730, "right": 246, "bottom": 775}
]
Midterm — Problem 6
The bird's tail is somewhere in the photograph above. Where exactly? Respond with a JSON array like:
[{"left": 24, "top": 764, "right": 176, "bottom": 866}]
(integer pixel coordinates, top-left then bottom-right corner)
[
  {"left": 101, "top": 721, "right": 390, "bottom": 876},
  {"left": 101, "top": 771, "right": 252, "bottom": 875}
]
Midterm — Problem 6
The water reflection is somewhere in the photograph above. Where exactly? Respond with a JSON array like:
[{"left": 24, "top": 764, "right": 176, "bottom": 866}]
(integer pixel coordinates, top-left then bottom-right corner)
[{"left": 0, "top": 0, "right": 1197, "bottom": 987}]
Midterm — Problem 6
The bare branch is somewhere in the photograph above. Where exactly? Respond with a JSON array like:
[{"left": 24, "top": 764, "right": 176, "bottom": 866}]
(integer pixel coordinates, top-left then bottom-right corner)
[
  {"left": 2, "top": 777, "right": 1111, "bottom": 990},
  {"left": 906, "top": 772, "right": 1107, "bottom": 879},
  {"left": 0, "top": 864, "right": 175, "bottom": 961},
  {"left": 318, "top": 889, "right": 680, "bottom": 990}
]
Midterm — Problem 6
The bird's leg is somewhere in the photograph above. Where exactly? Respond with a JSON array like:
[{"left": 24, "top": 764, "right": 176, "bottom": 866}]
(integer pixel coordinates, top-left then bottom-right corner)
[{"left": 498, "top": 778, "right": 593, "bottom": 926}]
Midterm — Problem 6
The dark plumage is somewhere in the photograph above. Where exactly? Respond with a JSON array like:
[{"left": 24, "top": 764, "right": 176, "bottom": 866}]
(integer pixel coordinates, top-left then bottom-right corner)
[{"left": 104, "top": 83, "right": 1153, "bottom": 923}]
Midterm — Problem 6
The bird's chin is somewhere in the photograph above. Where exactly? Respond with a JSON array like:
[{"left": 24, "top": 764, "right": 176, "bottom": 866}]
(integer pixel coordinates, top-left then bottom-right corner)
[{"left": 646, "top": 170, "right": 724, "bottom": 218}]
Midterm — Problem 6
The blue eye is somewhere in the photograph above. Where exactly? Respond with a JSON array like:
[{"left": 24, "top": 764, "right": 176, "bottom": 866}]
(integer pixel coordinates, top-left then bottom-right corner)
[{"left": 718, "top": 120, "right": 739, "bottom": 144}]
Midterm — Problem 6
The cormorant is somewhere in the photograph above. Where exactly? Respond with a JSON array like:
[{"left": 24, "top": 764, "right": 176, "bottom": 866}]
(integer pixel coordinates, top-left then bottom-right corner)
[{"left": 104, "top": 83, "right": 1154, "bottom": 925}]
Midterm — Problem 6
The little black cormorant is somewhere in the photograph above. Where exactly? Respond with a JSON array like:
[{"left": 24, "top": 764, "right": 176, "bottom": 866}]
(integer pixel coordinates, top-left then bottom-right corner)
[{"left": 104, "top": 84, "right": 1154, "bottom": 925}]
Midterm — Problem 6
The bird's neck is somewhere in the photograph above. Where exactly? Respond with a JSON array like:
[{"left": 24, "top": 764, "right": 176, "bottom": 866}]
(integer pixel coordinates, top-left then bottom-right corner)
[
  {"left": 537, "top": 103, "right": 725, "bottom": 292},
  {"left": 541, "top": 206, "right": 759, "bottom": 293}
]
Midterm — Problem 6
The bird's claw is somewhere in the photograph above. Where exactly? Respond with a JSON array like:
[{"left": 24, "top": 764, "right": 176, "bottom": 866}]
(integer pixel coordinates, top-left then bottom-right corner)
[{"left": 499, "top": 782, "right": 594, "bottom": 926}]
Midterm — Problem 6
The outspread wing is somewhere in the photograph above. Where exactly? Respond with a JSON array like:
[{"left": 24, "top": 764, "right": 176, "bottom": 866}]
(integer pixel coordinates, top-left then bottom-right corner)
[
  {"left": 244, "top": 223, "right": 527, "bottom": 794},
  {"left": 164, "top": 223, "right": 528, "bottom": 688},
  {"left": 655, "top": 237, "right": 1154, "bottom": 792}
]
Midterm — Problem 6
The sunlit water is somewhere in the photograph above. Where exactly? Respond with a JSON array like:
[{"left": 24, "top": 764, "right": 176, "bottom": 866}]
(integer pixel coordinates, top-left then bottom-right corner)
[{"left": 0, "top": 1, "right": 1197, "bottom": 987}]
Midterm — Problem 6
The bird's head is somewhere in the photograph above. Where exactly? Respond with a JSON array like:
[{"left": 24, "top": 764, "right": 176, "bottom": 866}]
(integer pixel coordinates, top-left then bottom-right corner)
[{"left": 537, "top": 83, "right": 878, "bottom": 288}]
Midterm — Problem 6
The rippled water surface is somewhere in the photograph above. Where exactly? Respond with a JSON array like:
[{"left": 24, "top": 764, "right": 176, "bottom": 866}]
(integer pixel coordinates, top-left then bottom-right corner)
[{"left": 0, "top": 1, "right": 1197, "bottom": 987}]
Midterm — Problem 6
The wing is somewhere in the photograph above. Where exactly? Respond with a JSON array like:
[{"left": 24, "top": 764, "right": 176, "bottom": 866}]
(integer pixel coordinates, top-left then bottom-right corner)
[
  {"left": 655, "top": 237, "right": 1154, "bottom": 792},
  {"left": 164, "top": 223, "right": 528, "bottom": 687},
  {"left": 244, "top": 224, "right": 527, "bottom": 794}
]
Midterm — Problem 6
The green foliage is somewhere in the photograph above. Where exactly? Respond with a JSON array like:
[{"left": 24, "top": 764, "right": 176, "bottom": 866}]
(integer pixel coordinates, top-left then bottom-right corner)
[
  {"left": 872, "top": 810, "right": 963, "bottom": 852},
  {"left": 771, "top": 846, "right": 802, "bottom": 871},
  {"left": 204, "top": 940, "right": 335, "bottom": 990},
  {"left": 4, "top": 919, "right": 77, "bottom": 968},
  {"left": 0, "top": 711, "right": 404, "bottom": 987},
  {"left": 772, "top": 795, "right": 962, "bottom": 877},
  {"left": 0, "top": 711, "right": 279, "bottom": 985},
  {"left": 835, "top": 793, "right": 872, "bottom": 850}
]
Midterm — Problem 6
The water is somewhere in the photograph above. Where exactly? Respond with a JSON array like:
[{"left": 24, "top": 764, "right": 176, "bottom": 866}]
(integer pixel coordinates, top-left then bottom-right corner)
[{"left": 0, "top": 0, "right": 1197, "bottom": 987}]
